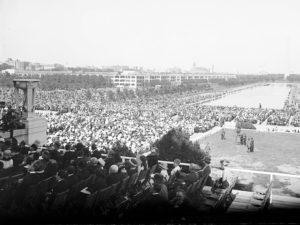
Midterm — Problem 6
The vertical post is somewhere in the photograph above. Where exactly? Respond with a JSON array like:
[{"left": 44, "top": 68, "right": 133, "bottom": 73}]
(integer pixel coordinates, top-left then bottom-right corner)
[
  {"left": 14, "top": 87, "right": 19, "bottom": 109},
  {"left": 26, "top": 85, "right": 33, "bottom": 117},
  {"left": 32, "top": 87, "right": 35, "bottom": 113}
]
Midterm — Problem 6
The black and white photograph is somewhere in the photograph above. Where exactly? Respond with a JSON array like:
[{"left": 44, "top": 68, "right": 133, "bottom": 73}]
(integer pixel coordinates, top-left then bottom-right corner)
[{"left": 1, "top": 0, "right": 300, "bottom": 224}]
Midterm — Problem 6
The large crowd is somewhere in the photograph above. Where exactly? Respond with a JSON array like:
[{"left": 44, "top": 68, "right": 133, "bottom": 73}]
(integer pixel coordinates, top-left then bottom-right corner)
[
  {"left": 1, "top": 86, "right": 300, "bottom": 155},
  {"left": 1, "top": 82, "right": 300, "bottom": 222}
]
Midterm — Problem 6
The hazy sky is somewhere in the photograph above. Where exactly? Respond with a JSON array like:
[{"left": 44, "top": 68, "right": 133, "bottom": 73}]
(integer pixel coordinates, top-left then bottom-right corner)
[{"left": 1, "top": 0, "right": 300, "bottom": 73}]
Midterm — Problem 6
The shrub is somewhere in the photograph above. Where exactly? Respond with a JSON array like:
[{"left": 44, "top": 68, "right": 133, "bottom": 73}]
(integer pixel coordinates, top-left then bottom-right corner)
[{"left": 154, "top": 128, "right": 209, "bottom": 164}]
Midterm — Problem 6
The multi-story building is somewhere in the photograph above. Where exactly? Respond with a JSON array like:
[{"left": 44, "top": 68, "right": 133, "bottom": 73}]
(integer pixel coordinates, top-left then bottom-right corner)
[
  {"left": 111, "top": 71, "right": 237, "bottom": 89},
  {"left": 111, "top": 71, "right": 144, "bottom": 88}
]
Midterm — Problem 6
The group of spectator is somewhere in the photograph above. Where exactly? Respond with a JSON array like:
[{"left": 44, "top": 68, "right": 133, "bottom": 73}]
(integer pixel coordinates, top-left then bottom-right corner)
[
  {"left": 236, "top": 108, "right": 272, "bottom": 124},
  {"left": 291, "top": 112, "right": 300, "bottom": 127},
  {"left": 267, "top": 110, "right": 291, "bottom": 126},
  {"left": 0, "top": 136, "right": 213, "bottom": 222}
]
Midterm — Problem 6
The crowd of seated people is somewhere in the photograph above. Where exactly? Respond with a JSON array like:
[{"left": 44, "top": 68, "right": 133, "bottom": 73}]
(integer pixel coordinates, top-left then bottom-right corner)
[
  {"left": 2, "top": 85, "right": 300, "bottom": 160},
  {"left": 267, "top": 110, "right": 291, "bottom": 126},
  {"left": 235, "top": 108, "right": 272, "bottom": 124},
  {"left": 291, "top": 112, "right": 300, "bottom": 127},
  {"left": 0, "top": 137, "right": 216, "bottom": 222}
]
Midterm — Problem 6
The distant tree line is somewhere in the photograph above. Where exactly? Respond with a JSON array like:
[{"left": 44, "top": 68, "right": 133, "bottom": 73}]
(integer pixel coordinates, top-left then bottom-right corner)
[
  {"left": 0, "top": 73, "right": 113, "bottom": 90},
  {"left": 0, "top": 72, "right": 285, "bottom": 93},
  {"left": 214, "top": 74, "right": 284, "bottom": 87},
  {"left": 0, "top": 63, "right": 14, "bottom": 71},
  {"left": 287, "top": 74, "right": 300, "bottom": 82}
]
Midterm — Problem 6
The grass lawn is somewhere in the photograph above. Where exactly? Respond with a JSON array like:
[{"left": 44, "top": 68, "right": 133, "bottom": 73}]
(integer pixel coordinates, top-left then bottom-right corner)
[{"left": 201, "top": 129, "right": 300, "bottom": 196}]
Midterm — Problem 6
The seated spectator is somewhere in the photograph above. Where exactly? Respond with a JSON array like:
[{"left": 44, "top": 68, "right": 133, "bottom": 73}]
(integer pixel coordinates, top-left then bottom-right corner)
[
  {"left": 62, "top": 143, "right": 76, "bottom": 167},
  {"left": 49, "top": 147, "right": 62, "bottom": 163},
  {"left": 91, "top": 143, "right": 102, "bottom": 159},
  {"left": 66, "top": 165, "right": 79, "bottom": 188},
  {"left": 43, "top": 158, "right": 59, "bottom": 179},
  {"left": 113, "top": 151, "right": 122, "bottom": 164},
  {"left": 170, "top": 159, "right": 181, "bottom": 176},
  {"left": 12, "top": 151, "right": 25, "bottom": 167},
  {"left": 104, "top": 150, "right": 116, "bottom": 171},
  {"left": 16, "top": 160, "right": 45, "bottom": 203},
  {"left": 138, "top": 155, "right": 148, "bottom": 173},
  {"left": 0, "top": 137, "right": 5, "bottom": 151},
  {"left": 19, "top": 145, "right": 29, "bottom": 156},
  {"left": 153, "top": 173, "right": 168, "bottom": 200},
  {"left": 125, "top": 158, "right": 138, "bottom": 176},
  {"left": 83, "top": 146, "right": 91, "bottom": 158},
  {"left": 158, "top": 162, "right": 169, "bottom": 182},
  {"left": 98, "top": 157, "right": 106, "bottom": 170},
  {"left": 76, "top": 160, "right": 90, "bottom": 180},
  {"left": 131, "top": 182, "right": 172, "bottom": 222},
  {"left": 88, "top": 168, "right": 107, "bottom": 193},
  {"left": 38, "top": 150, "right": 51, "bottom": 170},
  {"left": 183, "top": 163, "right": 201, "bottom": 185},
  {"left": 53, "top": 170, "right": 69, "bottom": 194},
  {"left": 118, "top": 164, "right": 129, "bottom": 179},
  {"left": 170, "top": 189, "right": 198, "bottom": 222},
  {"left": 0, "top": 161, "right": 4, "bottom": 172},
  {"left": 0, "top": 150, "right": 14, "bottom": 169},
  {"left": 146, "top": 148, "right": 159, "bottom": 168},
  {"left": 87, "top": 157, "right": 100, "bottom": 174},
  {"left": 106, "top": 164, "right": 122, "bottom": 186},
  {"left": 74, "top": 149, "right": 90, "bottom": 166}
]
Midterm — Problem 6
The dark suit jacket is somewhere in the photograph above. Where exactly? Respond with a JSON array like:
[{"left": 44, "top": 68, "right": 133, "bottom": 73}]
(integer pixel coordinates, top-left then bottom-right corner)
[
  {"left": 104, "top": 157, "right": 115, "bottom": 171},
  {"left": 89, "top": 177, "right": 107, "bottom": 192},
  {"left": 19, "top": 172, "right": 42, "bottom": 190},
  {"left": 91, "top": 150, "right": 103, "bottom": 159},
  {"left": 16, "top": 172, "right": 42, "bottom": 202},
  {"left": 147, "top": 154, "right": 158, "bottom": 168},
  {"left": 76, "top": 169, "right": 90, "bottom": 181},
  {"left": 63, "top": 151, "right": 77, "bottom": 167},
  {"left": 106, "top": 173, "right": 122, "bottom": 186},
  {"left": 183, "top": 172, "right": 199, "bottom": 186},
  {"left": 0, "top": 165, "right": 25, "bottom": 178},
  {"left": 132, "top": 193, "right": 172, "bottom": 222},
  {"left": 127, "top": 167, "right": 137, "bottom": 177},
  {"left": 43, "top": 161, "right": 59, "bottom": 179},
  {"left": 53, "top": 179, "right": 69, "bottom": 194},
  {"left": 66, "top": 174, "right": 79, "bottom": 188}
]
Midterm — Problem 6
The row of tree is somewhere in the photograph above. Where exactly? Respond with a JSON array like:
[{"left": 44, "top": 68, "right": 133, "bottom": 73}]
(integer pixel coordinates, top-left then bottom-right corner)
[
  {"left": 287, "top": 75, "right": 300, "bottom": 82},
  {"left": 0, "top": 73, "right": 286, "bottom": 94},
  {"left": 0, "top": 73, "right": 113, "bottom": 90}
]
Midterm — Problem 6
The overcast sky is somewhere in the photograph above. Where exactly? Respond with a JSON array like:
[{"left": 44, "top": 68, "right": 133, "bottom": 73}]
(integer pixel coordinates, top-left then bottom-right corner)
[{"left": 0, "top": 0, "right": 300, "bottom": 73}]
